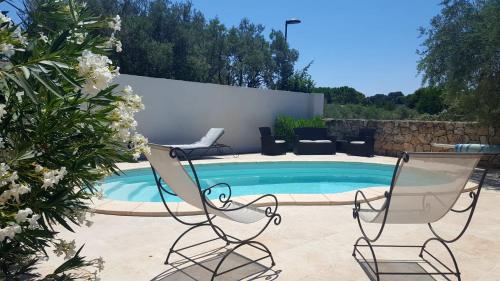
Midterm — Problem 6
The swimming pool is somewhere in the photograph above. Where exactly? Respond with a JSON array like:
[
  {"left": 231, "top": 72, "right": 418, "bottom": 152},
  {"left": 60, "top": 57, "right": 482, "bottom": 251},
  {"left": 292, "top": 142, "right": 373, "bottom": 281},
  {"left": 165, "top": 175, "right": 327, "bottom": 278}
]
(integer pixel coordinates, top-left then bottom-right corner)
[{"left": 100, "top": 162, "right": 394, "bottom": 202}]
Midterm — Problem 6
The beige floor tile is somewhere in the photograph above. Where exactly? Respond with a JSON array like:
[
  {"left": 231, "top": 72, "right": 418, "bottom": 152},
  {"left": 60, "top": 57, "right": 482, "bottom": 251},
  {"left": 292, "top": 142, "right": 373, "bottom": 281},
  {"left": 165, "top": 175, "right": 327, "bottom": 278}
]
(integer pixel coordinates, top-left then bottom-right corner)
[{"left": 289, "top": 194, "right": 330, "bottom": 205}]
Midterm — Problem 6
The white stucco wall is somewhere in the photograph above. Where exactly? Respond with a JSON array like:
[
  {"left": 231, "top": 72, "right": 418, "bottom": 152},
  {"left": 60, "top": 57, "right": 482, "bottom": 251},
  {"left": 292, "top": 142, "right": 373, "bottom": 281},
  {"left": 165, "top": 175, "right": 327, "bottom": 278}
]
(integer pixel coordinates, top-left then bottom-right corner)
[{"left": 114, "top": 74, "right": 324, "bottom": 153}]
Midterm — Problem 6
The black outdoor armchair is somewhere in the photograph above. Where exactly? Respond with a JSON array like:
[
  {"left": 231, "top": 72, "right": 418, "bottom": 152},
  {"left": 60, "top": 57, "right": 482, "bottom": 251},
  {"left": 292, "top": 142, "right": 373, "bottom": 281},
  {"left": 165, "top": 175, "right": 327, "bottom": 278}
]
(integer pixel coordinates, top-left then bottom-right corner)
[
  {"left": 293, "top": 127, "right": 336, "bottom": 155},
  {"left": 344, "top": 128, "right": 375, "bottom": 157},
  {"left": 259, "top": 127, "right": 287, "bottom": 155}
]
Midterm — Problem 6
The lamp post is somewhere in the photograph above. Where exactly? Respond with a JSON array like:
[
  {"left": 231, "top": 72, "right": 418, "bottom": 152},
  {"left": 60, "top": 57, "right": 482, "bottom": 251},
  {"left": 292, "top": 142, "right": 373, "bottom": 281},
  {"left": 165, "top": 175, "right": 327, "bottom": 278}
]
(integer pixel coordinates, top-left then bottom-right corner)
[{"left": 285, "top": 18, "right": 301, "bottom": 42}]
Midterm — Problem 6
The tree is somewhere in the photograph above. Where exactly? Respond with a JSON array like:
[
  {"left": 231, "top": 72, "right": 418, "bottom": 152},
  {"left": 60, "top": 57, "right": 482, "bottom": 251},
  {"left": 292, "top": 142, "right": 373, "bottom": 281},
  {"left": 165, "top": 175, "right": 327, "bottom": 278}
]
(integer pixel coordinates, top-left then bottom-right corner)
[
  {"left": 82, "top": 0, "right": 305, "bottom": 90},
  {"left": 287, "top": 63, "right": 315, "bottom": 93},
  {"left": 418, "top": 0, "right": 500, "bottom": 125},
  {"left": 268, "top": 29, "right": 299, "bottom": 90},
  {"left": 364, "top": 94, "right": 397, "bottom": 110},
  {"left": 313, "top": 86, "right": 365, "bottom": 104},
  {"left": 387, "top": 91, "right": 405, "bottom": 105},
  {"left": 406, "top": 87, "right": 445, "bottom": 115}
]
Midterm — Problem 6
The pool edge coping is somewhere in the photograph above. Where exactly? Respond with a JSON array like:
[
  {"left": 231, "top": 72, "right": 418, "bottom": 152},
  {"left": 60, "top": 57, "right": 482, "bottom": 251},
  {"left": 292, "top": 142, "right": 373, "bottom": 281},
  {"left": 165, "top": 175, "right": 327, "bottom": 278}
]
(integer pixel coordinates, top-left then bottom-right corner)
[{"left": 90, "top": 182, "right": 479, "bottom": 217}]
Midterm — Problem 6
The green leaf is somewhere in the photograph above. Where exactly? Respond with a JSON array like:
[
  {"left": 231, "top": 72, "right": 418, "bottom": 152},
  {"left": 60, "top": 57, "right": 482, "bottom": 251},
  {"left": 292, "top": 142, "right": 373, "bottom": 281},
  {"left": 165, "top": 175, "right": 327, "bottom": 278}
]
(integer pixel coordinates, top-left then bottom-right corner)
[
  {"left": 40, "top": 60, "right": 70, "bottom": 69},
  {"left": 50, "top": 30, "right": 70, "bottom": 52},
  {"left": 31, "top": 71, "right": 63, "bottom": 98},
  {"left": 53, "top": 63, "right": 81, "bottom": 88},
  {"left": 3, "top": 71, "right": 37, "bottom": 103}
]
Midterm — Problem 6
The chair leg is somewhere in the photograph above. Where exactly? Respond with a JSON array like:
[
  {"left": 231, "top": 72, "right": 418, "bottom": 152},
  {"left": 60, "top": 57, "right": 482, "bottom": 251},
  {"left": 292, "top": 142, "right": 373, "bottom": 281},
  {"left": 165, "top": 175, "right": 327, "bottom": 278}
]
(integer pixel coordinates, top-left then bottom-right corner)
[
  {"left": 165, "top": 223, "right": 207, "bottom": 265},
  {"left": 420, "top": 238, "right": 461, "bottom": 281},
  {"left": 353, "top": 238, "right": 462, "bottom": 281},
  {"left": 353, "top": 237, "right": 380, "bottom": 281},
  {"left": 211, "top": 240, "right": 276, "bottom": 281}
]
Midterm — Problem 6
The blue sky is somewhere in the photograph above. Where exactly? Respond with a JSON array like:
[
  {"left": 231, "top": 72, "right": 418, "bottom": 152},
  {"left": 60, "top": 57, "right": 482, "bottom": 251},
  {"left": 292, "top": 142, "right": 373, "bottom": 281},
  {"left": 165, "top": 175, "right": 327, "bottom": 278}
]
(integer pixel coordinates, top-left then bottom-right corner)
[
  {"left": 189, "top": 0, "right": 442, "bottom": 96},
  {"left": 1, "top": 0, "right": 443, "bottom": 96}
]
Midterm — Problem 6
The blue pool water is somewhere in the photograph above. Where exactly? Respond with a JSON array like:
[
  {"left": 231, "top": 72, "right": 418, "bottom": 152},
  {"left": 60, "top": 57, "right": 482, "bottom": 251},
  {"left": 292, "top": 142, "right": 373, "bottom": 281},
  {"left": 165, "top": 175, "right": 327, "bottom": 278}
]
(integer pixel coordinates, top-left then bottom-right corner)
[{"left": 100, "top": 162, "right": 394, "bottom": 202}]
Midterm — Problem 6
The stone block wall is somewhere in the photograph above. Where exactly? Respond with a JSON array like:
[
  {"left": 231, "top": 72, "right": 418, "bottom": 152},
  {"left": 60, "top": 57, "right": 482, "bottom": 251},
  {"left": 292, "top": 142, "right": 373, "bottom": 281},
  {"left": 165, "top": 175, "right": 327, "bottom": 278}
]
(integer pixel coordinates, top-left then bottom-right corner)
[{"left": 325, "top": 119, "right": 500, "bottom": 158}]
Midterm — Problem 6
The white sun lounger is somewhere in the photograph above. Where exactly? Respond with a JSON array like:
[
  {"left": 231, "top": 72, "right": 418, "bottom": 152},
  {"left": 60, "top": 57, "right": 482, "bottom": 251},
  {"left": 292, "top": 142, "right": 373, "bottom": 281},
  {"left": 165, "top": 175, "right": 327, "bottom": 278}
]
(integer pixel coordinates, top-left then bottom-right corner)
[{"left": 166, "top": 128, "right": 235, "bottom": 158}]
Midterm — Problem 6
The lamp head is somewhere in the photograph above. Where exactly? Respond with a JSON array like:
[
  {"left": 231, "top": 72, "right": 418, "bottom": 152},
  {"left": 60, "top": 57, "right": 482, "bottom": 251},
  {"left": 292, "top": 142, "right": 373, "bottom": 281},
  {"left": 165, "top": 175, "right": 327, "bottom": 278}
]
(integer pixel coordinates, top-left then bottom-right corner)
[{"left": 286, "top": 18, "right": 301, "bottom": 25}]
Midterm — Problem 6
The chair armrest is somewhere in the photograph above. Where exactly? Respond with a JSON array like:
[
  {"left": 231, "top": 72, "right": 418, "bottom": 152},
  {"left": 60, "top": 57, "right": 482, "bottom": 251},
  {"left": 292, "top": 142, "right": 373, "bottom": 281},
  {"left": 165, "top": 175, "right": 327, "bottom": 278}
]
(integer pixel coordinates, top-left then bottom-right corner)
[
  {"left": 328, "top": 135, "right": 337, "bottom": 142},
  {"left": 203, "top": 182, "right": 233, "bottom": 205},
  {"left": 207, "top": 193, "right": 279, "bottom": 212},
  {"left": 261, "top": 135, "right": 276, "bottom": 144},
  {"left": 203, "top": 192, "right": 282, "bottom": 227},
  {"left": 353, "top": 190, "right": 387, "bottom": 219}
]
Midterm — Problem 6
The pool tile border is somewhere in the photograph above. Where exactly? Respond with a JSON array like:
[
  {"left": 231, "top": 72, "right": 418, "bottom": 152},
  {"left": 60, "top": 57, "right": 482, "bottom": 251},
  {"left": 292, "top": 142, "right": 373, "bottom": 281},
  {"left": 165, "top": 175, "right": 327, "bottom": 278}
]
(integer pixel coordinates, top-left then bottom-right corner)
[{"left": 91, "top": 182, "right": 478, "bottom": 217}]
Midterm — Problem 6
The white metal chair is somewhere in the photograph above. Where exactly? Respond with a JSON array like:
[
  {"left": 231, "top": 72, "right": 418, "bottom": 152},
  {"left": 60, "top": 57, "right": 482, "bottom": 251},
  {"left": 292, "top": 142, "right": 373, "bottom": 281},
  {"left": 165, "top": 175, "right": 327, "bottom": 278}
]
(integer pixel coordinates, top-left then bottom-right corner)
[
  {"left": 352, "top": 152, "right": 496, "bottom": 281},
  {"left": 146, "top": 144, "right": 281, "bottom": 280}
]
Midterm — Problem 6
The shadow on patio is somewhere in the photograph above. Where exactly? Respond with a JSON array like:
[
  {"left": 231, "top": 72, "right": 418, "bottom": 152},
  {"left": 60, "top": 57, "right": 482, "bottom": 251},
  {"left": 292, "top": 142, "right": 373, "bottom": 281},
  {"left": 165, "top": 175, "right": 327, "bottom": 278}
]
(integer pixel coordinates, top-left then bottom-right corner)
[{"left": 151, "top": 247, "right": 280, "bottom": 281}]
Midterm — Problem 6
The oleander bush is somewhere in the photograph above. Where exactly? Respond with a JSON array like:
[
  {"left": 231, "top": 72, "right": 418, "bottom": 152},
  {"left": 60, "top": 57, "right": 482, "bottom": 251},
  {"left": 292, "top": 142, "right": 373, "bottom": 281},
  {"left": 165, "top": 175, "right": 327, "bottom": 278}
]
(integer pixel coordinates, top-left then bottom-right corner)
[
  {"left": 274, "top": 116, "right": 325, "bottom": 145},
  {"left": 0, "top": 0, "right": 148, "bottom": 279}
]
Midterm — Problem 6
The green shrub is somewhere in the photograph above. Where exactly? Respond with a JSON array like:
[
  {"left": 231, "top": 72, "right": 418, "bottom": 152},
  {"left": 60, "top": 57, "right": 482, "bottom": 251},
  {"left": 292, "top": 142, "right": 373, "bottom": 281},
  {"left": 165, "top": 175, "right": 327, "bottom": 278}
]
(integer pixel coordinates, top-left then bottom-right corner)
[
  {"left": 0, "top": 0, "right": 148, "bottom": 279},
  {"left": 324, "top": 103, "right": 420, "bottom": 120},
  {"left": 274, "top": 116, "right": 325, "bottom": 144}
]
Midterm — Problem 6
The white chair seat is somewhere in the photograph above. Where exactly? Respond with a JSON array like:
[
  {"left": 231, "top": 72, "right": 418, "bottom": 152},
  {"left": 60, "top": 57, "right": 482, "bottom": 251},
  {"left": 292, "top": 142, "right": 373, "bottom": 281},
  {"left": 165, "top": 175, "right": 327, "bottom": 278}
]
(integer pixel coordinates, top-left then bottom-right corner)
[
  {"left": 357, "top": 153, "right": 482, "bottom": 224},
  {"left": 275, "top": 140, "right": 286, "bottom": 144},
  {"left": 165, "top": 128, "right": 224, "bottom": 149},
  {"left": 350, "top": 141, "right": 366, "bottom": 145}
]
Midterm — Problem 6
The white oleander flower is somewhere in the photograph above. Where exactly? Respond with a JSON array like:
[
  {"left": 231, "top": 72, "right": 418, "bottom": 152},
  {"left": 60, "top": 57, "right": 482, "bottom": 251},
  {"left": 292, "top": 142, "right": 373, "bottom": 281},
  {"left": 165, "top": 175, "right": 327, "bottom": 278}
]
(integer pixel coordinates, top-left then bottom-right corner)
[
  {"left": 0, "top": 224, "right": 21, "bottom": 241},
  {"left": 122, "top": 86, "right": 145, "bottom": 111},
  {"left": 15, "top": 208, "right": 33, "bottom": 223},
  {"left": 0, "top": 13, "right": 11, "bottom": 24},
  {"left": 34, "top": 164, "right": 44, "bottom": 173},
  {"left": 6, "top": 183, "right": 31, "bottom": 203},
  {"left": 130, "top": 133, "right": 149, "bottom": 160},
  {"left": 27, "top": 214, "right": 41, "bottom": 228},
  {"left": 0, "top": 163, "right": 9, "bottom": 173},
  {"left": 77, "top": 50, "right": 117, "bottom": 95},
  {"left": 115, "top": 40, "right": 122, "bottom": 52},
  {"left": 0, "top": 43, "right": 15, "bottom": 57},
  {"left": 15, "top": 91, "right": 24, "bottom": 102},
  {"left": 12, "top": 27, "right": 27, "bottom": 46},
  {"left": 109, "top": 15, "right": 121, "bottom": 31},
  {"left": 0, "top": 104, "right": 6, "bottom": 121},
  {"left": 39, "top": 32, "right": 49, "bottom": 43},
  {"left": 74, "top": 32, "right": 86, "bottom": 44},
  {"left": 41, "top": 167, "right": 67, "bottom": 189},
  {"left": 7, "top": 171, "right": 18, "bottom": 182}
]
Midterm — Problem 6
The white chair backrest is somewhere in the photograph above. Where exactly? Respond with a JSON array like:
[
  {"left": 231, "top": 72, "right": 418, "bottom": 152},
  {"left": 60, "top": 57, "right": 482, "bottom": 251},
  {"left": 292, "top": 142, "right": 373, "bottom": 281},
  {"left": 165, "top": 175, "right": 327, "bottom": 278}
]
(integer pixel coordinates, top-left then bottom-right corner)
[
  {"left": 197, "top": 128, "right": 224, "bottom": 146},
  {"left": 384, "top": 153, "right": 481, "bottom": 224},
  {"left": 146, "top": 144, "right": 205, "bottom": 209},
  {"left": 146, "top": 144, "right": 265, "bottom": 224}
]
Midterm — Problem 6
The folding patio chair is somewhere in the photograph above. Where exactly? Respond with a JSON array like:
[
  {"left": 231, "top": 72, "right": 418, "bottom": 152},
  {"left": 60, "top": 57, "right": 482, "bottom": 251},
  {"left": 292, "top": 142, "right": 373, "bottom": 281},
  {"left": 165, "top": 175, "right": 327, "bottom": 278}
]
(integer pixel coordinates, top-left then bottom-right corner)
[
  {"left": 146, "top": 144, "right": 281, "bottom": 280},
  {"left": 352, "top": 152, "right": 496, "bottom": 281}
]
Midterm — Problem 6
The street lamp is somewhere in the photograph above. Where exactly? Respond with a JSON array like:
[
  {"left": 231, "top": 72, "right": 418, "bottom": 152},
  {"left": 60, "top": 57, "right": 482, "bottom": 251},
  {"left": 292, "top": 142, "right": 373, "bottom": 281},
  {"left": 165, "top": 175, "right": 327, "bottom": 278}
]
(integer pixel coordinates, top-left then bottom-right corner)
[{"left": 285, "top": 18, "right": 301, "bottom": 42}]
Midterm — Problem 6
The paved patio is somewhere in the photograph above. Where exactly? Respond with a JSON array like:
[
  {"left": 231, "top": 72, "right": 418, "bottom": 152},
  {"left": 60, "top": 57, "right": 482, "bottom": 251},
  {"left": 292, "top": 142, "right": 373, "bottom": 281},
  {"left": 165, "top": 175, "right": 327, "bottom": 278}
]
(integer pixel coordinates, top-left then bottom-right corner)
[{"left": 38, "top": 152, "right": 500, "bottom": 280}]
